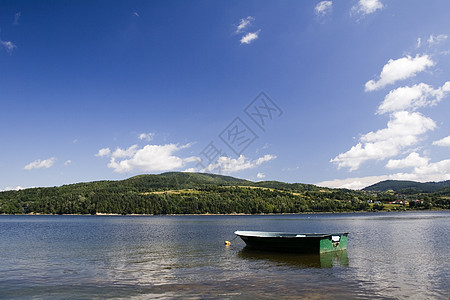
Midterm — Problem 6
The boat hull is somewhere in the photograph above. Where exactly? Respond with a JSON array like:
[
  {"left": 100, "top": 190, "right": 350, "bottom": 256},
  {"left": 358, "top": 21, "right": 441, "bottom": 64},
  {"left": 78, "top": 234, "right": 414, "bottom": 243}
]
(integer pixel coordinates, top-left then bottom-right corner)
[{"left": 234, "top": 231, "right": 348, "bottom": 254}]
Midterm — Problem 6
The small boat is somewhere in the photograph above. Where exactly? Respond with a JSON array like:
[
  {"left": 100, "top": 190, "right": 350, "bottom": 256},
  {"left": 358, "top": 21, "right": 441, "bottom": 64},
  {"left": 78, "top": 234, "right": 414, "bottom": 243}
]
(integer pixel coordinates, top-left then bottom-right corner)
[{"left": 234, "top": 231, "right": 348, "bottom": 253}]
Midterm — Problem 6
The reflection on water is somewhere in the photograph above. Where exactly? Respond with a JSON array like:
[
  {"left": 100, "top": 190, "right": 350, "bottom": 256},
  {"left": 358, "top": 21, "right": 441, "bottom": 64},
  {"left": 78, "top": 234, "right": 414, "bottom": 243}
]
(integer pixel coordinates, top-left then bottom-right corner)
[
  {"left": 238, "top": 248, "right": 349, "bottom": 268},
  {"left": 348, "top": 212, "right": 450, "bottom": 299},
  {"left": 0, "top": 212, "right": 449, "bottom": 299}
]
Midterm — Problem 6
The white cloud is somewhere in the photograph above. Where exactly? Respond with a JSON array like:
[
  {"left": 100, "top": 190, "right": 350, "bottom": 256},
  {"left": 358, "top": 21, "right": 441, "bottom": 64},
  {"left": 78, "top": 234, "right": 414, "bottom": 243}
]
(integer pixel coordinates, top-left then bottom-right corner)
[
  {"left": 95, "top": 147, "right": 111, "bottom": 157},
  {"left": 317, "top": 175, "right": 389, "bottom": 190},
  {"left": 385, "top": 152, "right": 429, "bottom": 169},
  {"left": 24, "top": 157, "right": 56, "bottom": 170},
  {"left": 388, "top": 158, "right": 450, "bottom": 182},
  {"left": 427, "top": 34, "right": 448, "bottom": 45},
  {"left": 433, "top": 135, "right": 450, "bottom": 147},
  {"left": 112, "top": 144, "right": 138, "bottom": 158},
  {"left": 107, "top": 143, "right": 198, "bottom": 173},
  {"left": 1, "top": 40, "right": 17, "bottom": 54},
  {"left": 318, "top": 157, "right": 450, "bottom": 189},
  {"left": 203, "top": 154, "right": 276, "bottom": 174},
  {"left": 315, "top": 1, "right": 333, "bottom": 17},
  {"left": 329, "top": 36, "right": 449, "bottom": 188},
  {"left": 133, "top": 12, "right": 139, "bottom": 17},
  {"left": 240, "top": 30, "right": 261, "bottom": 45},
  {"left": 413, "top": 158, "right": 450, "bottom": 179},
  {"left": 1, "top": 186, "right": 24, "bottom": 192},
  {"left": 236, "top": 16, "right": 254, "bottom": 33},
  {"left": 331, "top": 111, "right": 436, "bottom": 171},
  {"left": 365, "top": 54, "right": 435, "bottom": 92},
  {"left": 377, "top": 82, "right": 450, "bottom": 114},
  {"left": 352, "top": 0, "right": 383, "bottom": 15},
  {"left": 64, "top": 160, "right": 72, "bottom": 166},
  {"left": 138, "top": 132, "right": 155, "bottom": 141},
  {"left": 255, "top": 154, "right": 276, "bottom": 165},
  {"left": 257, "top": 172, "right": 266, "bottom": 179}
]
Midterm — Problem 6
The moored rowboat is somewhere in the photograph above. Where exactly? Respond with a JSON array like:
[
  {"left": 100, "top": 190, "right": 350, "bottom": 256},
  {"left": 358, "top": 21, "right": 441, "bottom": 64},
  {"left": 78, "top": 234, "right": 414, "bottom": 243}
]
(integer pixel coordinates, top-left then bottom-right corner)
[{"left": 234, "top": 231, "right": 348, "bottom": 253}]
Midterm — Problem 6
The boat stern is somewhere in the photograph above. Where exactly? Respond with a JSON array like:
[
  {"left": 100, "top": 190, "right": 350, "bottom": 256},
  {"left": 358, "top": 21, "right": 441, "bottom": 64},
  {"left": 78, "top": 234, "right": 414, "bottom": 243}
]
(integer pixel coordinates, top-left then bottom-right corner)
[{"left": 319, "top": 233, "right": 348, "bottom": 253}]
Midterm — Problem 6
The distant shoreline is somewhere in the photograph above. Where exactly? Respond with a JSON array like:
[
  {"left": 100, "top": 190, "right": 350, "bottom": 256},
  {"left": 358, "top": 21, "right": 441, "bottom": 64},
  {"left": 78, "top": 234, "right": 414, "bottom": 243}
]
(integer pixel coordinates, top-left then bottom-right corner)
[{"left": 1, "top": 209, "right": 447, "bottom": 216}]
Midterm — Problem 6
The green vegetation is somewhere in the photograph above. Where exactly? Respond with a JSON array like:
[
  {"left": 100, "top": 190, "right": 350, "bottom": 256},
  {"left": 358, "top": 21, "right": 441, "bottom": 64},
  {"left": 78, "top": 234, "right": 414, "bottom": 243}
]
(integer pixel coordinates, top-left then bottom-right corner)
[
  {"left": 363, "top": 180, "right": 450, "bottom": 194},
  {"left": 0, "top": 173, "right": 448, "bottom": 215}
]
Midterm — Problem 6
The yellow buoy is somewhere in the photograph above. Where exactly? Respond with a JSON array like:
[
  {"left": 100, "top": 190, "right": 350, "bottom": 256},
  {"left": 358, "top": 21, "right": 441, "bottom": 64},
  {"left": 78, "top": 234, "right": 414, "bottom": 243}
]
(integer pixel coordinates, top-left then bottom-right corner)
[{"left": 224, "top": 240, "right": 231, "bottom": 245}]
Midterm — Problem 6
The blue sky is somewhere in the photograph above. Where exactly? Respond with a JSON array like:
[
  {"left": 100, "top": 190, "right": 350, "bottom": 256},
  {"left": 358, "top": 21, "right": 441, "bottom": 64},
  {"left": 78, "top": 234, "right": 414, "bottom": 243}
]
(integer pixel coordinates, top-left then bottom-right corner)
[{"left": 1, "top": 0, "right": 450, "bottom": 190}]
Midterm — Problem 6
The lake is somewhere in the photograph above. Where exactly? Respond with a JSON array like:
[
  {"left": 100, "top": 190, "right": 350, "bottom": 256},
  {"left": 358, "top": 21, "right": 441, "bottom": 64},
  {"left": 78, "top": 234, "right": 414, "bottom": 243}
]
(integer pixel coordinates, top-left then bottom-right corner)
[{"left": 0, "top": 211, "right": 449, "bottom": 299}]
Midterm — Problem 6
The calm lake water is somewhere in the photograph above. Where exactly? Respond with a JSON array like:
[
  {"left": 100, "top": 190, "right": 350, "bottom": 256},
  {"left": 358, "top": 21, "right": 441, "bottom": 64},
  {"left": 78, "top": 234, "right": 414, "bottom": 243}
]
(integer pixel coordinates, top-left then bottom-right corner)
[{"left": 0, "top": 211, "right": 449, "bottom": 299}]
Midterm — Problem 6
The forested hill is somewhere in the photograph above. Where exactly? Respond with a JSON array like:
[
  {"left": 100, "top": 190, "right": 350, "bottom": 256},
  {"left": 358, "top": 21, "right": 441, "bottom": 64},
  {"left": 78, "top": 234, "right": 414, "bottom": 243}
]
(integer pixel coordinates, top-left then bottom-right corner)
[
  {"left": 1, "top": 172, "right": 448, "bottom": 214},
  {"left": 363, "top": 180, "right": 450, "bottom": 194},
  {"left": 122, "top": 172, "right": 322, "bottom": 192}
]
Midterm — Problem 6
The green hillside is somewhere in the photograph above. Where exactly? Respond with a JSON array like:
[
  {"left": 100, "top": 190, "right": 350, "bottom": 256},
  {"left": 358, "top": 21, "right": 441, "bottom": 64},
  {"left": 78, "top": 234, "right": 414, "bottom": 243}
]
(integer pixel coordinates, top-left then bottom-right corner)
[
  {"left": 363, "top": 180, "right": 450, "bottom": 194},
  {"left": 1, "top": 173, "right": 448, "bottom": 214}
]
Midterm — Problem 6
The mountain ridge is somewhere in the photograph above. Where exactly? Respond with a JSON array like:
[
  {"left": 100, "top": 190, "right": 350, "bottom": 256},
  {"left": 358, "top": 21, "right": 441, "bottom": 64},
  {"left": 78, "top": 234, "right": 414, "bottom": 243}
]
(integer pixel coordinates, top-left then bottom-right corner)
[
  {"left": 1, "top": 173, "right": 448, "bottom": 214},
  {"left": 363, "top": 179, "right": 450, "bottom": 193}
]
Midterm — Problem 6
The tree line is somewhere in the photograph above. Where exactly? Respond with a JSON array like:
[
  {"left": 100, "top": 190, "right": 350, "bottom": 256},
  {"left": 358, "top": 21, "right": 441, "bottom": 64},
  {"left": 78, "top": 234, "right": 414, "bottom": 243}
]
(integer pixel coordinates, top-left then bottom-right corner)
[{"left": 0, "top": 173, "right": 448, "bottom": 214}]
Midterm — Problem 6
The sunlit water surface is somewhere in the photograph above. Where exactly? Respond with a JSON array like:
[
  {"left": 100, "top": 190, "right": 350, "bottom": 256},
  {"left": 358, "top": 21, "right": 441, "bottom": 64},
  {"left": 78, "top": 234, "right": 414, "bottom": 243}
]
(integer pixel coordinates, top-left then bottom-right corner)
[{"left": 1, "top": 211, "right": 449, "bottom": 299}]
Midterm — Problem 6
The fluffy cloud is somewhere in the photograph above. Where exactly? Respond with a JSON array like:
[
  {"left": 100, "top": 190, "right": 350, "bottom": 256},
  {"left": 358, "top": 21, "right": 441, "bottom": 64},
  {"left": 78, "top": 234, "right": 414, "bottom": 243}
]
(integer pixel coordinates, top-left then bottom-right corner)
[
  {"left": 1, "top": 186, "right": 24, "bottom": 192},
  {"left": 352, "top": 0, "right": 383, "bottom": 15},
  {"left": 240, "top": 30, "right": 261, "bottom": 45},
  {"left": 203, "top": 154, "right": 276, "bottom": 174},
  {"left": 385, "top": 152, "right": 430, "bottom": 169},
  {"left": 257, "top": 172, "right": 266, "bottom": 179},
  {"left": 236, "top": 16, "right": 254, "bottom": 33},
  {"left": 427, "top": 34, "right": 448, "bottom": 45},
  {"left": 95, "top": 147, "right": 111, "bottom": 157},
  {"left": 138, "top": 132, "right": 155, "bottom": 141},
  {"left": 1, "top": 40, "right": 17, "bottom": 54},
  {"left": 315, "top": 1, "right": 332, "bottom": 17},
  {"left": 330, "top": 40, "right": 449, "bottom": 186},
  {"left": 417, "top": 34, "right": 448, "bottom": 48},
  {"left": 317, "top": 175, "right": 389, "bottom": 190},
  {"left": 255, "top": 155, "right": 275, "bottom": 165},
  {"left": 377, "top": 82, "right": 450, "bottom": 114},
  {"left": 235, "top": 16, "right": 260, "bottom": 45},
  {"left": 24, "top": 157, "right": 56, "bottom": 170},
  {"left": 64, "top": 160, "right": 72, "bottom": 166},
  {"left": 106, "top": 143, "right": 198, "bottom": 173},
  {"left": 111, "top": 145, "right": 138, "bottom": 159},
  {"left": 319, "top": 156, "right": 450, "bottom": 189},
  {"left": 433, "top": 135, "right": 450, "bottom": 147},
  {"left": 331, "top": 111, "right": 436, "bottom": 171},
  {"left": 413, "top": 158, "right": 450, "bottom": 179},
  {"left": 365, "top": 55, "right": 435, "bottom": 92}
]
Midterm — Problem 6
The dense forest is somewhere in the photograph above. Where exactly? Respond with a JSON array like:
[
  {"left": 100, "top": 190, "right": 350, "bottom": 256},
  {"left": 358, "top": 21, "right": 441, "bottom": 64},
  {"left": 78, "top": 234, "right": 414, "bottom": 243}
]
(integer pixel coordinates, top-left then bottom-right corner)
[
  {"left": 1, "top": 172, "right": 449, "bottom": 214},
  {"left": 363, "top": 180, "right": 450, "bottom": 194}
]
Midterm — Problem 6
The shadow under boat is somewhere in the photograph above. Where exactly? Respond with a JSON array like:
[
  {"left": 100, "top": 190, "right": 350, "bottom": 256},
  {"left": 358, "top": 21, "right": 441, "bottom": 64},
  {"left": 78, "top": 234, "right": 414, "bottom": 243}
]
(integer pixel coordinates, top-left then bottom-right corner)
[{"left": 238, "top": 247, "right": 349, "bottom": 269}]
